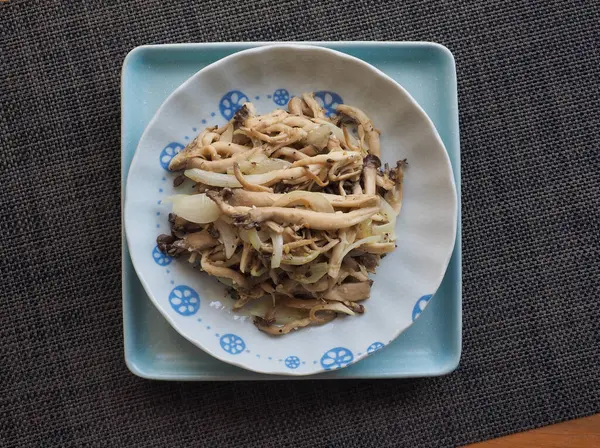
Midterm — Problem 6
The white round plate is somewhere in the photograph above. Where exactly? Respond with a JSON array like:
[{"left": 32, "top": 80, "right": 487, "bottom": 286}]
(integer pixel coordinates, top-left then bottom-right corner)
[{"left": 124, "top": 44, "right": 457, "bottom": 376}]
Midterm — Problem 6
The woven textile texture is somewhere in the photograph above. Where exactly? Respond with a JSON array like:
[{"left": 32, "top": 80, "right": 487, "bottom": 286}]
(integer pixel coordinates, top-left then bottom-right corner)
[{"left": 1, "top": 1, "right": 599, "bottom": 447}]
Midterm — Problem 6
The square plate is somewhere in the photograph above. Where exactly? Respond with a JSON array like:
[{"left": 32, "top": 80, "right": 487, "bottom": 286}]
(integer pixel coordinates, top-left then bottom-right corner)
[{"left": 121, "top": 42, "right": 461, "bottom": 380}]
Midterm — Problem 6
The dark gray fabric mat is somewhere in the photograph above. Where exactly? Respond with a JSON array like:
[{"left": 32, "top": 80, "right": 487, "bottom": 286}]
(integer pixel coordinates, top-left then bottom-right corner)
[{"left": 1, "top": 1, "right": 599, "bottom": 447}]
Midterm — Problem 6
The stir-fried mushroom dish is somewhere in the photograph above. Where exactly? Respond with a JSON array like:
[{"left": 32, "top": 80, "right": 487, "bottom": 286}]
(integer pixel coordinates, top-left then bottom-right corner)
[{"left": 157, "top": 93, "right": 406, "bottom": 335}]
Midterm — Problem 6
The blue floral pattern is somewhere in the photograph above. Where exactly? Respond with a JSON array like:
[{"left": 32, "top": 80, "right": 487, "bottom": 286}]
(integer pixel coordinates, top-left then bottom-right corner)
[
  {"left": 152, "top": 245, "right": 172, "bottom": 266},
  {"left": 367, "top": 342, "right": 385, "bottom": 354},
  {"left": 285, "top": 356, "right": 300, "bottom": 369},
  {"left": 154, "top": 90, "right": 428, "bottom": 372},
  {"left": 220, "top": 334, "right": 246, "bottom": 355},
  {"left": 159, "top": 142, "right": 185, "bottom": 171},
  {"left": 314, "top": 91, "right": 343, "bottom": 117},
  {"left": 412, "top": 294, "right": 433, "bottom": 321},
  {"left": 320, "top": 347, "right": 354, "bottom": 370},
  {"left": 219, "top": 90, "right": 250, "bottom": 120},
  {"left": 272, "top": 88, "right": 290, "bottom": 106},
  {"left": 168, "top": 285, "right": 200, "bottom": 316}
]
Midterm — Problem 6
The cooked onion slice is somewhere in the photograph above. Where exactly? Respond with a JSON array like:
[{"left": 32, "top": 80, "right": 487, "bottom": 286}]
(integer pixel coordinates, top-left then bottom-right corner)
[
  {"left": 270, "top": 231, "right": 283, "bottom": 268},
  {"left": 168, "top": 194, "right": 220, "bottom": 224}
]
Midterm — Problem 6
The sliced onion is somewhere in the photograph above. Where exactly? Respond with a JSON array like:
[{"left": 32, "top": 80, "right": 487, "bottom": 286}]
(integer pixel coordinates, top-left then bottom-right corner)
[
  {"left": 356, "top": 218, "right": 373, "bottom": 239},
  {"left": 185, "top": 167, "right": 301, "bottom": 188},
  {"left": 313, "top": 119, "right": 359, "bottom": 147},
  {"left": 214, "top": 219, "right": 238, "bottom": 259},
  {"left": 169, "top": 194, "right": 221, "bottom": 224},
  {"left": 247, "top": 229, "right": 263, "bottom": 251},
  {"left": 310, "top": 302, "right": 355, "bottom": 320},
  {"left": 305, "top": 125, "right": 331, "bottom": 149},
  {"left": 237, "top": 296, "right": 279, "bottom": 319},
  {"left": 373, "top": 221, "right": 395, "bottom": 236},
  {"left": 270, "top": 232, "right": 283, "bottom": 269},
  {"left": 373, "top": 197, "right": 397, "bottom": 238},
  {"left": 220, "top": 123, "right": 234, "bottom": 142},
  {"left": 217, "top": 277, "right": 234, "bottom": 287},
  {"left": 241, "top": 228, "right": 270, "bottom": 251},
  {"left": 340, "top": 235, "right": 383, "bottom": 260},
  {"left": 272, "top": 191, "right": 334, "bottom": 213},
  {"left": 281, "top": 249, "right": 321, "bottom": 265},
  {"left": 238, "top": 228, "right": 250, "bottom": 244},
  {"left": 247, "top": 158, "right": 291, "bottom": 174},
  {"left": 273, "top": 307, "right": 310, "bottom": 325},
  {"left": 250, "top": 265, "right": 267, "bottom": 277}
]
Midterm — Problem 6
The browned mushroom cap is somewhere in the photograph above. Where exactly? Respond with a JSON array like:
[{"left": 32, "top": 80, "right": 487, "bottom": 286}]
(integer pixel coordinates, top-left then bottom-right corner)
[
  {"left": 232, "top": 104, "right": 252, "bottom": 129},
  {"left": 253, "top": 310, "right": 336, "bottom": 335},
  {"left": 356, "top": 253, "right": 380, "bottom": 273},
  {"left": 324, "top": 281, "right": 373, "bottom": 302},
  {"left": 232, "top": 287, "right": 265, "bottom": 310},
  {"left": 168, "top": 136, "right": 203, "bottom": 171},
  {"left": 170, "top": 215, "right": 202, "bottom": 236}
]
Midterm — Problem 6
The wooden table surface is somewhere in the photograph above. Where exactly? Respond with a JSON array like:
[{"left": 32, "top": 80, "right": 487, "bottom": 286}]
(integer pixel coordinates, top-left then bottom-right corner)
[{"left": 467, "top": 414, "right": 600, "bottom": 447}]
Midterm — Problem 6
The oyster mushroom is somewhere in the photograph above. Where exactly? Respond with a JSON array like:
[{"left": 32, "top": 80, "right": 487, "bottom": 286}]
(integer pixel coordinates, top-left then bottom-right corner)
[
  {"left": 362, "top": 154, "right": 381, "bottom": 196},
  {"left": 324, "top": 281, "right": 373, "bottom": 302},
  {"left": 337, "top": 104, "right": 380, "bottom": 157}
]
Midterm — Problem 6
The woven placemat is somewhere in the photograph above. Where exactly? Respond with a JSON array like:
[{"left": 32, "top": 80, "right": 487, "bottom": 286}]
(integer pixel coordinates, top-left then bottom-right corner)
[{"left": 1, "top": 1, "right": 599, "bottom": 447}]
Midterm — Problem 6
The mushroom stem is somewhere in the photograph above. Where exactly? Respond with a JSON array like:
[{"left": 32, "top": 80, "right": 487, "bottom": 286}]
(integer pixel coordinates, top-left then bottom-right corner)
[
  {"left": 288, "top": 96, "right": 306, "bottom": 115},
  {"left": 290, "top": 151, "right": 362, "bottom": 168},
  {"left": 200, "top": 251, "right": 250, "bottom": 289},
  {"left": 208, "top": 191, "right": 379, "bottom": 230},
  {"left": 362, "top": 154, "right": 382, "bottom": 196},
  {"left": 186, "top": 147, "right": 261, "bottom": 173},
  {"left": 337, "top": 105, "right": 380, "bottom": 157},
  {"left": 233, "top": 163, "right": 272, "bottom": 193},
  {"left": 271, "top": 147, "right": 309, "bottom": 161},
  {"left": 301, "top": 93, "right": 326, "bottom": 119},
  {"left": 227, "top": 189, "right": 380, "bottom": 209}
]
